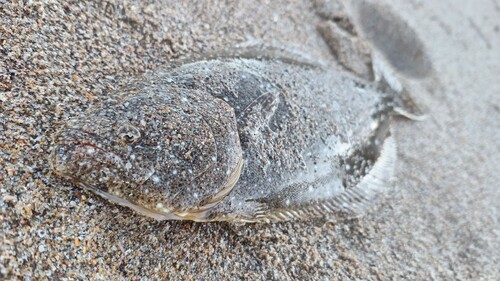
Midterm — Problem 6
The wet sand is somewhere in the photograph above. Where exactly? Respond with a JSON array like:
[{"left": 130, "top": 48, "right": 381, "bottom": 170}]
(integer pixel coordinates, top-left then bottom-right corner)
[{"left": 1, "top": 0, "right": 499, "bottom": 280}]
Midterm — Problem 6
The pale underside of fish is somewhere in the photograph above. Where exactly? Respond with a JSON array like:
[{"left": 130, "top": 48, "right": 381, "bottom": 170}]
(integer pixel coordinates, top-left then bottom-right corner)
[{"left": 49, "top": 0, "right": 431, "bottom": 222}]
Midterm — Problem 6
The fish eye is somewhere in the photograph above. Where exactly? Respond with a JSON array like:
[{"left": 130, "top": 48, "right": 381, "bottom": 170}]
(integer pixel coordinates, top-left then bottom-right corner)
[{"left": 118, "top": 124, "right": 141, "bottom": 144}]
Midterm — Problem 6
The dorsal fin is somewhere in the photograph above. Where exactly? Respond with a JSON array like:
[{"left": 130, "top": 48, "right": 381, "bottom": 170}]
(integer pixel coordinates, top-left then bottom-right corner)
[{"left": 167, "top": 43, "right": 324, "bottom": 70}]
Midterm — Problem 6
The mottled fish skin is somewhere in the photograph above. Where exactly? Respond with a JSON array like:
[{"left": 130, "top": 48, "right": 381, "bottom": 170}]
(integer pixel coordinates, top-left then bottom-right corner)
[
  {"left": 50, "top": 0, "right": 430, "bottom": 222},
  {"left": 50, "top": 75, "right": 244, "bottom": 220},
  {"left": 50, "top": 57, "right": 400, "bottom": 222}
]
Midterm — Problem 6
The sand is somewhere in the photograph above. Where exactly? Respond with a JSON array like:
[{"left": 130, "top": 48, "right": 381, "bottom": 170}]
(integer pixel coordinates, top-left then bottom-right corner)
[{"left": 1, "top": 0, "right": 499, "bottom": 280}]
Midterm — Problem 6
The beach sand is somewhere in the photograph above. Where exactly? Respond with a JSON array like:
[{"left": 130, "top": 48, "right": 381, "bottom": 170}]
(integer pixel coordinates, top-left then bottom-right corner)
[{"left": 1, "top": 0, "right": 499, "bottom": 280}]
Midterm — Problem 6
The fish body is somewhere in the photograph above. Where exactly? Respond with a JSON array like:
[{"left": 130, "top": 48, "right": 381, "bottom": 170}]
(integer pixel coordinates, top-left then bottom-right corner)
[
  {"left": 50, "top": 1, "right": 430, "bottom": 222},
  {"left": 50, "top": 58, "right": 400, "bottom": 222}
]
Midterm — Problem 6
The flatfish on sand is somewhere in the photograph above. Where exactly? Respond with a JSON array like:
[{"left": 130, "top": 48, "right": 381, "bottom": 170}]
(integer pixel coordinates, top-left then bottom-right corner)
[{"left": 49, "top": 1, "right": 430, "bottom": 222}]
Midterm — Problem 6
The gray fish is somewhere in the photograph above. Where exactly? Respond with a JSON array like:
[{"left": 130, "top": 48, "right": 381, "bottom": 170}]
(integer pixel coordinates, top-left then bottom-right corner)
[{"left": 49, "top": 2, "right": 428, "bottom": 222}]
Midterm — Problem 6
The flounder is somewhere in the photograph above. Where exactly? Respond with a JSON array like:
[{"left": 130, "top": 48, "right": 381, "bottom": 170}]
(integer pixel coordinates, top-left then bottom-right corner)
[{"left": 49, "top": 1, "right": 429, "bottom": 222}]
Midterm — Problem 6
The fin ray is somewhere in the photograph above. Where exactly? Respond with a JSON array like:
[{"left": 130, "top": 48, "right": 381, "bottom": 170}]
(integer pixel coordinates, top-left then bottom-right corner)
[{"left": 250, "top": 135, "right": 397, "bottom": 223}]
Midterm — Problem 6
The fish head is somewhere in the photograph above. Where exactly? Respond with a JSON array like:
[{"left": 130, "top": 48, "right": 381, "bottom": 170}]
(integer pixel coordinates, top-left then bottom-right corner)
[{"left": 49, "top": 93, "right": 243, "bottom": 221}]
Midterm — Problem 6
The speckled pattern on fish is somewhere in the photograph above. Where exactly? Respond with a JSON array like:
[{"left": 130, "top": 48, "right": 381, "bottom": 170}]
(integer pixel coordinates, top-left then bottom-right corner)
[
  {"left": 2, "top": 0, "right": 499, "bottom": 280},
  {"left": 46, "top": 0, "right": 432, "bottom": 223},
  {"left": 49, "top": 54, "right": 409, "bottom": 222}
]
